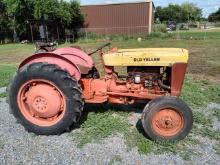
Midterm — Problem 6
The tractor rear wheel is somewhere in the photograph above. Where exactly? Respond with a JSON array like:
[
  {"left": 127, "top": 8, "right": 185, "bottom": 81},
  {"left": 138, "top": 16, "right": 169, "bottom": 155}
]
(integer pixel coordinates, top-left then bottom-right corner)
[
  {"left": 8, "top": 62, "right": 84, "bottom": 135},
  {"left": 142, "top": 96, "right": 193, "bottom": 141}
]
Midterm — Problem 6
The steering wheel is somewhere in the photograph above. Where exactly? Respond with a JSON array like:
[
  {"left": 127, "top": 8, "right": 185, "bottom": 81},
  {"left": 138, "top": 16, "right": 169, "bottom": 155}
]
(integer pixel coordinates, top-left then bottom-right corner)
[{"left": 88, "top": 43, "right": 111, "bottom": 56}]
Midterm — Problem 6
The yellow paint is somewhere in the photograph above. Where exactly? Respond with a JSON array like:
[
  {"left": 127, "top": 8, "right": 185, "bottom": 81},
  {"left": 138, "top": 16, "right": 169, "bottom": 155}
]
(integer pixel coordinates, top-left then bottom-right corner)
[{"left": 103, "top": 48, "right": 189, "bottom": 66}]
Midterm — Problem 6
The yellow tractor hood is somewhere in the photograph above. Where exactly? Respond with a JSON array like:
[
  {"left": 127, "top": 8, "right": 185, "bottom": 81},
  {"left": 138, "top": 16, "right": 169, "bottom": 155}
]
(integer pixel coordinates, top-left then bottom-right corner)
[{"left": 103, "top": 48, "right": 189, "bottom": 67}]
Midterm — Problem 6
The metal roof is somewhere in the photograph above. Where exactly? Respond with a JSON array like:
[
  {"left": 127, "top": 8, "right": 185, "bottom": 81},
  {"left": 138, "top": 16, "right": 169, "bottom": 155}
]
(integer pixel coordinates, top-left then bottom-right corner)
[{"left": 81, "top": 0, "right": 153, "bottom": 7}]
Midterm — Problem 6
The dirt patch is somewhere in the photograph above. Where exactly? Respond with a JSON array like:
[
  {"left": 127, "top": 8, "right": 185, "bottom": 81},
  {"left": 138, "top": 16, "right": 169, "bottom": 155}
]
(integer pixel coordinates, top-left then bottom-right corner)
[{"left": 187, "top": 73, "right": 220, "bottom": 84}]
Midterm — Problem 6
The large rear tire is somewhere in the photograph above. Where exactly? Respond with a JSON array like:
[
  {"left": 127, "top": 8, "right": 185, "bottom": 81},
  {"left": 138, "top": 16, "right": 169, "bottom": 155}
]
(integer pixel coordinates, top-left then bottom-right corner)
[
  {"left": 7, "top": 62, "right": 84, "bottom": 135},
  {"left": 142, "top": 96, "right": 193, "bottom": 141}
]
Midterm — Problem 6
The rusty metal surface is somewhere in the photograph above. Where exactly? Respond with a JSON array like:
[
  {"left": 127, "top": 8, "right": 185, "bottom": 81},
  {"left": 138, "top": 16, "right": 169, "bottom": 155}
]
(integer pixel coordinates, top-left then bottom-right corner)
[
  {"left": 81, "top": 2, "right": 153, "bottom": 35},
  {"left": 171, "top": 63, "right": 188, "bottom": 96},
  {"left": 19, "top": 53, "right": 82, "bottom": 80}
]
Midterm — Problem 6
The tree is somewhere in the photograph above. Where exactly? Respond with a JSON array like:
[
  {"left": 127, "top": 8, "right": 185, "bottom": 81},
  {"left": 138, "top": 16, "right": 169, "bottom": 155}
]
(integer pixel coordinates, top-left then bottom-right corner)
[
  {"left": 155, "top": 2, "right": 202, "bottom": 23},
  {"left": 181, "top": 2, "right": 202, "bottom": 22},
  {"left": 34, "top": 0, "right": 59, "bottom": 21},
  {"left": 155, "top": 4, "right": 183, "bottom": 23},
  {"left": 34, "top": 0, "right": 83, "bottom": 27},
  {"left": 0, "top": 0, "right": 84, "bottom": 42},
  {"left": 68, "top": 1, "right": 84, "bottom": 28},
  {"left": 34, "top": 0, "right": 84, "bottom": 41},
  {"left": 0, "top": 0, "right": 9, "bottom": 43},
  {"left": 208, "top": 8, "right": 220, "bottom": 22},
  {"left": 3, "top": 0, "right": 34, "bottom": 42},
  {"left": 0, "top": 0, "right": 8, "bottom": 30}
]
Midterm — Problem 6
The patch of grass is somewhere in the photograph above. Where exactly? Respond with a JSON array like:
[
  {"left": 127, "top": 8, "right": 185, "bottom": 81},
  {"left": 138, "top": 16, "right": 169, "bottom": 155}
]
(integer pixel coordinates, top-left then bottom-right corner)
[
  {"left": 0, "top": 92, "right": 7, "bottom": 98},
  {"left": 214, "top": 143, "right": 220, "bottom": 155},
  {"left": 73, "top": 105, "right": 199, "bottom": 159},
  {"left": 173, "top": 136, "right": 200, "bottom": 161},
  {"left": 0, "top": 44, "right": 34, "bottom": 57},
  {"left": 0, "top": 64, "right": 17, "bottom": 87},
  {"left": 71, "top": 39, "right": 220, "bottom": 79},
  {"left": 124, "top": 128, "right": 154, "bottom": 154},
  {"left": 193, "top": 111, "right": 213, "bottom": 127},
  {"left": 0, "top": 44, "right": 34, "bottom": 63},
  {"left": 0, "top": 139, "right": 4, "bottom": 149},
  {"left": 214, "top": 108, "right": 220, "bottom": 121},
  {"left": 173, "top": 30, "right": 220, "bottom": 40},
  {"left": 181, "top": 79, "right": 220, "bottom": 108},
  {"left": 74, "top": 110, "right": 131, "bottom": 148},
  {"left": 1, "top": 38, "right": 220, "bottom": 79},
  {"left": 194, "top": 126, "right": 220, "bottom": 141}
]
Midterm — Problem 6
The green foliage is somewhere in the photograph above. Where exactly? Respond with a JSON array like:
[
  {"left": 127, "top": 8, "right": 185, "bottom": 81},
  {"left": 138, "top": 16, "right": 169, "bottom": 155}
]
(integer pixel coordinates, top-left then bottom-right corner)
[
  {"left": 175, "top": 31, "right": 220, "bottom": 40},
  {"left": 0, "top": 64, "right": 17, "bottom": 87},
  {"left": 73, "top": 104, "right": 199, "bottom": 159},
  {"left": 155, "top": 2, "right": 202, "bottom": 23},
  {"left": 0, "top": 0, "right": 8, "bottom": 30},
  {"left": 0, "top": 92, "right": 6, "bottom": 98},
  {"left": 193, "top": 111, "right": 213, "bottom": 127},
  {"left": 77, "top": 32, "right": 138, "bottom": 43},
  {"left": 181, "top": 2, "right": 202, "bottom": 22},
  {"left": 153, "top": 24, "right": 167, "bottom": 33},
  {"left": 181, "top": 79, "right": 220, "bottom": 108},
  {"left": 34, "top": 0, "right": 59, "bottom": 20},
  {"left": 0, "top": 0, "right": 84, "bottom": 42},
  {"left": 124, "top": 128, "right": 154, "bottom": 154},
  {"left": 34, "top": 0, "right": 83, "bottom": 26},
  {"left": 3, "top": 0, "right": 34, "bottom": 42},
  {"left": 214, "top": 108, "right": 220, "bottom": 121},
  {"left": 194, "top": 126, "right": 220, "bottom": 141},
  {"left": 214, "top": 143, "right": 220, "bottom": 155},
  {"left": 0, "top": 139, "right": 4, "bottom": 149},
  {"left": 147, "top": 32, "right": 174, "bottom": 39},
  {"left": 208, "top": 8, "right": 220, "bottom": 22},
  {"left": 155, "top": 4, "right": 183, "bottom": 23},
  {"left": 74, "top": 110, "right": 130, "bottom": 148}
]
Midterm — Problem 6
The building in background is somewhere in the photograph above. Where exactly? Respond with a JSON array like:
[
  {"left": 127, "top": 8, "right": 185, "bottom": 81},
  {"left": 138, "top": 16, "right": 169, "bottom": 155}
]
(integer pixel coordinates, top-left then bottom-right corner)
[{"left": 81, "top": 0, "right": 155, "bottom": 36}]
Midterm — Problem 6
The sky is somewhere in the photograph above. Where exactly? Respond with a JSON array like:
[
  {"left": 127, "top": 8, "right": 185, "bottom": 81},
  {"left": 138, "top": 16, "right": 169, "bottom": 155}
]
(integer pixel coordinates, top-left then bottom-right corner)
[{"left": 80, "top": 0, "right": 220, "bottom": 17}]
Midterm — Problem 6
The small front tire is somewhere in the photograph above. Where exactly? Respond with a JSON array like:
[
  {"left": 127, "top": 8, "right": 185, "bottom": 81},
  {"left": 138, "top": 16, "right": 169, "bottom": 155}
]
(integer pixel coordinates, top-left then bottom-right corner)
[{"left": 142, "top": 96, "right": 193, "bottom": 141}]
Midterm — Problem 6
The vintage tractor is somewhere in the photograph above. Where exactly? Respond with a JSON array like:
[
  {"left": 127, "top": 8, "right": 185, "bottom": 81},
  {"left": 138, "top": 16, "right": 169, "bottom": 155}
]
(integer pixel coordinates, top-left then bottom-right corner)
[{"left": 7, "top": 43, "right": 193, "bottom": 141}]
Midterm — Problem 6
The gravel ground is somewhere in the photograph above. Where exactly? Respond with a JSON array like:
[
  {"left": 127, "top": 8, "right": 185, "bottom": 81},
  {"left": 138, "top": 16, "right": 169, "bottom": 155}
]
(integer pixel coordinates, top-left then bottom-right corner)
[
  {"left": 0, "top": 87, "right": 6, "bottom": 94},
  {"left": 0, "top": 96, "right": 220, "bottom": 165}
]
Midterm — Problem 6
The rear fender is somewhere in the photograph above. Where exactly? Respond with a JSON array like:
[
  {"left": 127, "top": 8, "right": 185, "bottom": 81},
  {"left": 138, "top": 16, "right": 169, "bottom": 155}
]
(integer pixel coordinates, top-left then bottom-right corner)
[{"left": 19, "top": 53, "right": 81, "bottom": 80}]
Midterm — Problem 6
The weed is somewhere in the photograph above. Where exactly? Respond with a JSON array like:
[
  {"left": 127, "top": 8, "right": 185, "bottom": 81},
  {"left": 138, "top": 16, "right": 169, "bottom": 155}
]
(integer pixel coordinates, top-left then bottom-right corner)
[
  {"left": 0, "top": 92, "right": 7, "bottom": 98},
  {"left": 73, "top": 106, "right": 199, "bottom": 160},
  {"left": 193, "top": 111, "right": 213, "bottom": 127},
  {"left": 74, "top": 110, "right": 130, "bottom": 148},
  {"left": 124, "top": 128, "right": 154, "bottom": 154},
  {"left": 0, "top": 64, "right": 17, "bottom": 87},
  {"left": 214, "top": 108, "right": 220, "bottom": 121},
  {"left": 194, "top": 126, "right": 220, "bottom": 141},
  {"left": 176, "top": 135, "right": 200, "bottom": 160},
  {"left": 214, "top": 143, "right": 220, "bottom": 155},
  {"left": 0, "top": 140, "right": 4, "bottom": 149},
  {"left": 181, "top": 79, "right": 220, "bottom": 108}
]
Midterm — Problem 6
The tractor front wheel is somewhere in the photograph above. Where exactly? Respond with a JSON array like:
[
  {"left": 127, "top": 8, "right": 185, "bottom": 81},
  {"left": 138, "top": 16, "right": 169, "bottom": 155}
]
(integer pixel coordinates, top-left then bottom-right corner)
[
  {"left": 142, "top": 96, "right": 193, "bottom": 141},
  {"left": 8, "top": 62, "right": 84, "bottom": 135}
]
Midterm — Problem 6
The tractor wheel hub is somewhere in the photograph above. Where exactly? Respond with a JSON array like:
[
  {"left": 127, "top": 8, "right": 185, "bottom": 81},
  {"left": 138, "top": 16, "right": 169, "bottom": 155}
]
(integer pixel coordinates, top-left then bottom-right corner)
[
  {"left": 26, "top": 84, "right": 62, "bottom": 118},
  {"left": 33, "top": 96, "right": 48, "bottom": 112},
  {"left": 152, "top": 109, "right": 184, "bottom": 137}
]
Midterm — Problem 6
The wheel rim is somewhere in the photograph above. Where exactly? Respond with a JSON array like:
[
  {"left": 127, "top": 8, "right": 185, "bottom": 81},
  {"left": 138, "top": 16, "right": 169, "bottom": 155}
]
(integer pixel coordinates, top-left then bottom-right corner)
[
  {"left": 151, "top": 108, "right": 185, "bottom": 137},
  {"left": 17, "top": 79, "right": 66, "bottom": 127}
]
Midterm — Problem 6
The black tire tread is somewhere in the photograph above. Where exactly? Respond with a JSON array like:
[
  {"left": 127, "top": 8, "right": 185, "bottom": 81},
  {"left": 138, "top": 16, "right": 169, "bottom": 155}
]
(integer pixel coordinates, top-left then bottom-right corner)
[
  {"left": 141, "top": 96, "right": 193, "bottom": 141},
  {"left": 7, "top": 62, "right": 84, "bottom": 135}
]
